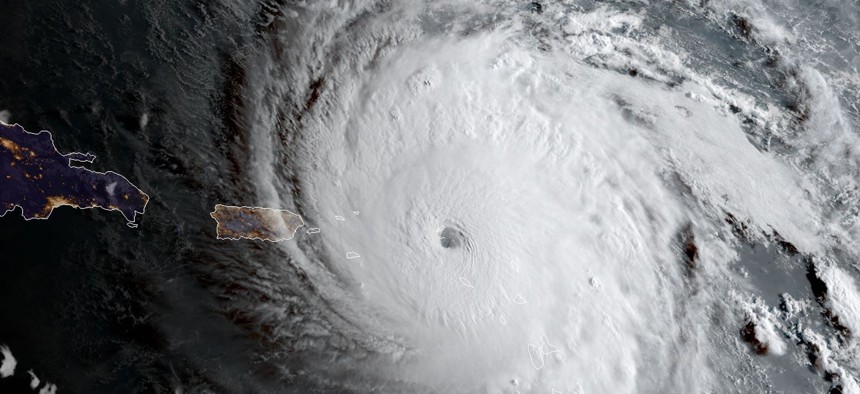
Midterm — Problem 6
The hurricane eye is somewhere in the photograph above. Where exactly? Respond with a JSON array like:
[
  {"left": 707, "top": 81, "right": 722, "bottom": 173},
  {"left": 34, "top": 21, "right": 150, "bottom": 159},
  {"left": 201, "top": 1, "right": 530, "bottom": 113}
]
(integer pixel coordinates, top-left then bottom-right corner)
[{"left": 439, "top": 226, "right": 464, "bottom": 249}]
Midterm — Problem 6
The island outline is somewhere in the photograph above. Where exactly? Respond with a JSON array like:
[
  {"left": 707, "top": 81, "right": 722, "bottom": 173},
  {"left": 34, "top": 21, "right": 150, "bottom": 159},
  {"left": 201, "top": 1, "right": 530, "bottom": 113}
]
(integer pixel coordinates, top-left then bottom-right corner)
[
  {"left": 209, "top": 203, "right": 305, "bottom": 242},
  {"left": 0, "top": 121, "right": 150, "bottom": 228}
]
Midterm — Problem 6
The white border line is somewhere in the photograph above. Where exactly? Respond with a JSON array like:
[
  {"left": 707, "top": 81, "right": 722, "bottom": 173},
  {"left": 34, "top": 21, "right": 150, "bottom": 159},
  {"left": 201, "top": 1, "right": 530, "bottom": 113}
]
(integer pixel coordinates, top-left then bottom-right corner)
[
  {"left": 0, "top": 121, "right": 150, "bottom": 228},
  {"left": 209, "top": 203, "right": 305, "bottom": 242}
]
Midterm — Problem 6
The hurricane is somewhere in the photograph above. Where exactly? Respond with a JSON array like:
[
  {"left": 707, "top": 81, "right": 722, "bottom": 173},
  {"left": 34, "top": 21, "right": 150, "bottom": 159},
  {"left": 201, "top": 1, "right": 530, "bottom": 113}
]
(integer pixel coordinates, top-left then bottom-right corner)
[
  {"left": 196, "top": 0, "right": 860, "bottom": 392},
  {"left": 3, "top": 0, "right": 859, "bottom": 392}
]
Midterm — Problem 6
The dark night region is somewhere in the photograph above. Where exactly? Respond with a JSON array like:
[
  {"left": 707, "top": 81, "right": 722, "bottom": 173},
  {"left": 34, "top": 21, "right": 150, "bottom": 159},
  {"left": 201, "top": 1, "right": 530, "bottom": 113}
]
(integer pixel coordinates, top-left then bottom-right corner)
[
  {"left": 0, "top": 122, "right": 149, "bottom": 226},
  {"left": 0, "top": 0, "right": 859, "bottom": 392}
]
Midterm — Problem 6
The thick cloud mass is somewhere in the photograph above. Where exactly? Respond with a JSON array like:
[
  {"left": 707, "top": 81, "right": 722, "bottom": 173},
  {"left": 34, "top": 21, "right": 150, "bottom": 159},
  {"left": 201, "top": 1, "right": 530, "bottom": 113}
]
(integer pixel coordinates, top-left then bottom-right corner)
[{"left": 221, "top": 1, "right": 860, "bottom": 392}]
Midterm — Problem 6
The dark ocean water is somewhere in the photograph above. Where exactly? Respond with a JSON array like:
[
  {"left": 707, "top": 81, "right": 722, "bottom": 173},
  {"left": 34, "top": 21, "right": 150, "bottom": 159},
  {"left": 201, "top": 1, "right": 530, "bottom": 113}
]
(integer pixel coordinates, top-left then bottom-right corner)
[
  {"left": 0, "top": 1, "right": 289, "bottom": 392},
  {"left": 1, "top": 0, "right": 859, "bottom": 393}
]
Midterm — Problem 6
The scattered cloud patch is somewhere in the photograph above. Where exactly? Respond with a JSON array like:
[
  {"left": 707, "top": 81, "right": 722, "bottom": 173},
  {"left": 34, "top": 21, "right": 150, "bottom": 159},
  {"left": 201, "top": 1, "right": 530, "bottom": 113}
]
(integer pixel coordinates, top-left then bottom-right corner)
[
  {"left": 27, "top": 370, "right": 40, "bottom": 389},
  {"left": 38, "top": 383, "right": 57, "bottom": 394},
  {"left": 0, "top": 345, "right": 16, "bottom": 378}
]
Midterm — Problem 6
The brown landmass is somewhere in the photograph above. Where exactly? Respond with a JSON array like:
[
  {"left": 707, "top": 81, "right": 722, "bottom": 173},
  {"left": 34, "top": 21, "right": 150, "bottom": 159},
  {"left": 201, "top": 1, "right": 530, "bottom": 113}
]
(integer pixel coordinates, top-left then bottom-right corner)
[{"left": 209, "top": 204, "right": 304, "bottom": 242}]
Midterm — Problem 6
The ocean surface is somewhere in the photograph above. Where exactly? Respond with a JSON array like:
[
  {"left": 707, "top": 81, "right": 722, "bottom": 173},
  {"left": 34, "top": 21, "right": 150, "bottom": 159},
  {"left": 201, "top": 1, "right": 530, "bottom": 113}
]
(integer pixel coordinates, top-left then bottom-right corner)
[{"left": 1, "top": 0, "right": 859, "bottom": 392}]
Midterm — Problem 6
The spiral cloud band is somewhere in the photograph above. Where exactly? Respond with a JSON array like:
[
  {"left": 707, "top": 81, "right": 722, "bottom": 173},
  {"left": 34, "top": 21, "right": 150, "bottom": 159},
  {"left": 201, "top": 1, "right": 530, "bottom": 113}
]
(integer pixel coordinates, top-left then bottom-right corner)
[{"left": 222, "top": 1, "right": 860, "bottom": 392}]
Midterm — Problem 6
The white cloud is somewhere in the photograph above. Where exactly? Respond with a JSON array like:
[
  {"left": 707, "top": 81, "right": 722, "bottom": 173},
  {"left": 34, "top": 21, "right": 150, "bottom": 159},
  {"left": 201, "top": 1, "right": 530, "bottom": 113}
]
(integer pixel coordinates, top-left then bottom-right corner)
[
  {"left": 39, "top": 383, "right": 57, "bottom": 394},
  {"left": 27, "top": 370, "right": 40, "bottom": 389},
  {"left": 0, "top": 345, "right": 16, "bottom": 378}
]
